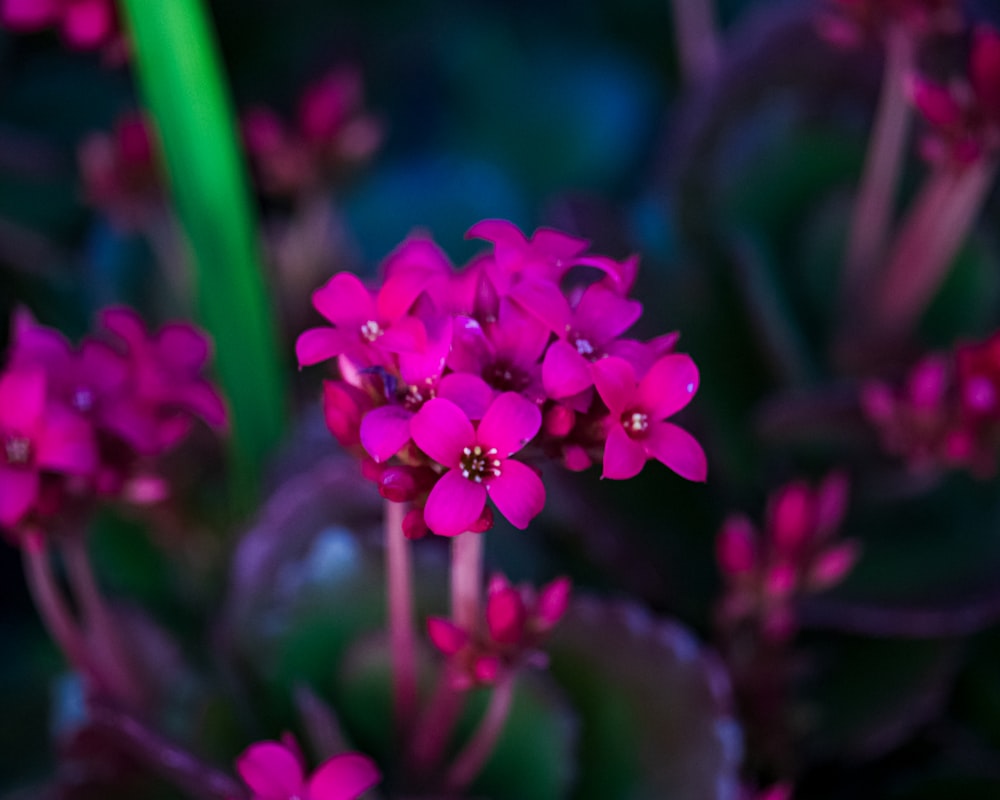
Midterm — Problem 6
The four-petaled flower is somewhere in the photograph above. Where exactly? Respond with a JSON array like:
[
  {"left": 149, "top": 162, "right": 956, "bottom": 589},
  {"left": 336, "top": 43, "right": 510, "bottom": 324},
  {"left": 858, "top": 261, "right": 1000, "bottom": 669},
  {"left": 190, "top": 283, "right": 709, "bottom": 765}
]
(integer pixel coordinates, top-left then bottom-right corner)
[
  {"left": 591, "top": 355, "right": 706, "bottom": 482},
  {"left": 410, "top": 392, "right": 544, "bottom": 536}
]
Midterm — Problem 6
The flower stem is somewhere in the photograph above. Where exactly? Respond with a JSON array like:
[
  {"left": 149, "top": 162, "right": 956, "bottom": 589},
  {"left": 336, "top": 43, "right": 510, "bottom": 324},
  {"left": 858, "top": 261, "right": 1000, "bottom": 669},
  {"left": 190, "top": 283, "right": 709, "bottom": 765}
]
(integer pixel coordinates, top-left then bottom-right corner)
[
  {"left": 386, "top": 499, "right": 417, "bottom": 735},
  {"left": 841, "top": 23, "right": 914, "bottom": 306},
  {"left": 408, "top": 671, "right": 465, "bottom": 778},
  {"left": 21, "top": 532, "right": 99, "bottom": 686},
  {"left": 670, "top": 0, "right": 720, "bottom": 85},
  {"left": 445, "top": 677, "right": 516, "bottom": 792},
  {"left": 872, "top": 158, "right": 997, "bottom": 338},
  {"left": 451, "top": 532, "right": 483, "bottom": 631},
  {"left": 61, "top": 535, "right": 146, "bottom": 710}
]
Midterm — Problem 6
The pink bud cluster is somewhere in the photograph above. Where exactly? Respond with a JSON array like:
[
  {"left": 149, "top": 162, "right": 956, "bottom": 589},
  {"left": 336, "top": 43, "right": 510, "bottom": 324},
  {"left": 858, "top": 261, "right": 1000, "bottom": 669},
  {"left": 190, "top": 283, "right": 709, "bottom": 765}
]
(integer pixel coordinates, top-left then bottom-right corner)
[
  {"left": 242, "top": 66, "right": 383, "bottom": 198},
  {"left": 296, "top": 220, "right": 706, "bottom": 538},
  {"left": 716, "top": 474, "right": 859, "bottom": 641},
  {"left": 909, "top": 25, "right": 1000, "bottom": 166},
  {"left": 0, "top": 307, "right": 226, "bottom": 535},
  {"left": 427, "top": 574, "right": 570, "bottom": 689},
  {"left": 0, "top": 0, "right": 118, "bottom": 52},
  {"left": 233, "top": 736, "right": 380, "bottom": 800},
  {"left": 862, "top": 331, "right": 1000, "bottom": 475},
  {"left": 818, "top": 0, "right": 960, "bottom": 47}
]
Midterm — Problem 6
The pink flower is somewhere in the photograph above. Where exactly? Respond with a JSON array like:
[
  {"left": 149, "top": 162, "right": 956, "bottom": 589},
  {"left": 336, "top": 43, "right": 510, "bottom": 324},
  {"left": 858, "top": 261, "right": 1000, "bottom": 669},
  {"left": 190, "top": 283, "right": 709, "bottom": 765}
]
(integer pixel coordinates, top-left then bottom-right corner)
[
  {"left": 910, "top": 25, "right": 1000, "bottom": 166},
  {"left": 1, "top": 0, "right": 118, "bottom": 51},
  {"left": 428, "top": 574, "right": 571, "bottom": 688},
  {"left": 410, "top": 392, "right": 544, "bottom": 536},
  {"left": 235, "top": 739, "right": 380, "bottom": 800},
  {"left": 0, "top": 369, "right": 96, "bottom": 528},
  {"left": 99, "top": 307, "right": 227, "bottom": 453},
  {"left": 296, "top": 271, "right": 428, "bottom": 368},
  {"left": 591, "top": 355, "right": 706, "bottom": 482},
  {"left": 512, "top": 280, "right": 642, "bottom": 399}
]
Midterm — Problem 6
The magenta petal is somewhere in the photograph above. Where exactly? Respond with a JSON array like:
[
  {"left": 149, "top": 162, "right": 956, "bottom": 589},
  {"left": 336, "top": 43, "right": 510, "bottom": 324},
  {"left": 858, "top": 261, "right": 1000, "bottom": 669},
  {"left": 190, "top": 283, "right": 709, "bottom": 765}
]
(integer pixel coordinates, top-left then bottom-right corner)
[
  {"left": 572, "top": 284, "right": 642, "bottom": 345},
  {"left": 542, "top": 340, "right": 593, "bottom": 399},
  {"left": 295, "top": 328, "right": 352, "bottom": 367},
  {"left": 0, "top": 466, "right": 39, "bottom": 527},
  {"left": 175, "top": 382, "right": 228, "bottom": 429},
  {"left": 79, "top": 341, "right": 129, "bottom": 391},
  {"left": 487, "top": 459, "right": 544, "bottom": 530},
  {"left": 437, "top": 373, "right": 494, "bottom": 420},
  {"left": 378, "top": 315, "right": 427, "bottom": 354},
  {"left": 466, "top": 218, "right": 523, "bottom": 248},
  {"left": 99, "top": 306, "right": 147, "bottom": 351},
  {"left": 427, "top": 617, "right": 468, "bottom": 655},
  {"left": 235, "top": 741, "right": 305, "bottom": 800},
  {"left": 410, "top": 398, "right": 474, "bottom": 467},
  {"left": 590, "top": 357, "right": 636, "bottom": 416},
  {"left": 1, "top": 0, "right": 59, "bottom": 28},
  {"left": 643, "top": 422, "right": 708, "bottom": 482},
  {"left": 509, "top": 278, "right": 572, "bottom": 334},
  {"left": 157, "top": 324, "right": 210, "bottom": 371},
  {"left": 63, "top": 0, "right": 112, "bottom": 48},
  {"left": 716, "top": 515, "right": 758, "bottom": 576},
  {"left": 536, "top": 577, "right": 571, "bottom": 628},
  {"left": 486, "top": 584, "right": 527, "bottom": 644},
  {"left": 312, "top": 272, "right": 374, "bottom": 326},
  {"left": 530, "top": 227, "right": 589, "bottom": 259},
  {"left": 307, "top": 753, "right": 381, "bottom": 800},
  {"left": 448, "top": 316, "right": 492, "bottom": 374},
  {"left": 0, "top": 369, "right": 46, "bottom": 433},
  {"left": 601, "top": 424, "right": 646, "bottom": 480},
  {"left": 424, "top": 470, "right": 486, "bottom": 536},
  {"left": 360, "top": 405, "right": 413, "bottom": 463},
  {"left": 972, "top": 25, "right": 1000, "bottom": 111},
  {"left": 908, "top": 76, "right": 963, "bottom": 129},
  {"left": 476, "top": 392, "right": 542, "bottom": 456},
  {"left": 636, "top": 354, "right": 699, "bottom": 420},
  {"left": 34, "top": 411, "right": 96, "bottom": 475},
  {"left": 492, "top": 300, "right": 551, "bottom": 364}
]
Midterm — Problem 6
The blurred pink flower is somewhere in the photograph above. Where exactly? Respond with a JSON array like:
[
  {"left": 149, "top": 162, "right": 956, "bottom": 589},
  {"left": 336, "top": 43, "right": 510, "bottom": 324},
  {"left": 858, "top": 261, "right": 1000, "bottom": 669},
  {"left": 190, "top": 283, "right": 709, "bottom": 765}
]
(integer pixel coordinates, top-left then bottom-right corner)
[{"left": 235, "top": 738, "right": 379, "bottom": 800}]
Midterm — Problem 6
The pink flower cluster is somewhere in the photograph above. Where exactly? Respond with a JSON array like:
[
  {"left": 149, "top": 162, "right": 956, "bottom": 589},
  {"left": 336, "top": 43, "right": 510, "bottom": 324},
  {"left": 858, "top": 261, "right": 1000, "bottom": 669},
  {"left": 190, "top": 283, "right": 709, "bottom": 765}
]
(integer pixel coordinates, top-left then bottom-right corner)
[
  {"left": 427, "top": 574, "right": 570, "bottom": 689},
  {"left": 234, "top": 737, "right": 379, "bottom": 800},
  {"left": 0, "top": 307, "right": 226, "bottom": 534},
  {"left": 910, "top": 25, "right": 1000, "bottom": 166},
  {"left": 716, "top": 474, "right": 859, "bottom": 641},
  {"left": 0, "top": 0, "right": 117, "bottom": 52},
  {"left": 818, "top": 0, "right": 960, "bottom": 47},
  {"left": 297, "top": 220, "right": 706, "bottom": 537},
  {"left": 862, "top": 330, "right": 1000, "bottom": 475},
  {"left": 242, "top": 66, "right": 383, "bottom": 198}
]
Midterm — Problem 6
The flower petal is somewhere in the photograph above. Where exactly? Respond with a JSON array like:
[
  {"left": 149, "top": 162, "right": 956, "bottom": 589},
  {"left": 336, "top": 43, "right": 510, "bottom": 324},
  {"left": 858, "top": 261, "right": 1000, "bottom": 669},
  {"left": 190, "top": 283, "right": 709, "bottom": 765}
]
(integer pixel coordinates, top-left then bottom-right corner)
[
  {"left": 410, "top": 398, "right": 474, "bottom": 467},
  {"left": 437, "top": 373, "right": 494, "bottom": 420},
  {"left": 312, "top": 272, "right": 374, "bottom": 326},
  {"left": 360, "top": 405, "right": 413, "bottom": 463},
  {"left": 0, "top": 369, "right": 46, "bottom": 434},
  {"left": 34, "top": 410, "right": 96, "bottom": 475},
  {"left": 643, "top": 422, "right": 707, "bottom": 482},
  {"left": 423, "top": 470, "right": 486, "bottom": 536},
  {"left": 476, "top": 392, "right": 542, "bottom": 457},
  {"left": 378, "top": 315, "right": 427, "bottom": 354},
  {"left": 572, "top": 284, "right": 642, "bottom": 345},
  {"left": 509, "top": 278, "right": 572, "bottom": 334},
  {"left": 601, "top": 424, "right": 646, "bottom": 480},
  {"left": 0, "top": 465, "right": 38, "bottom": 527},
  {"left": 427, "top": 617, "right": 468, "bottom": 655},
  {"left": 636, "top": 354, "right": 699, "bottom": 420},
  {"left": 486, "top": 583, "right": 526, "bottom": 644},
  {"left": 542, "top": 340, "right": 593, "bottom": 399},
  {"left": 590, "top": 357, "right": 636, "bottom": 416},
  {"left": 235, "top": 741, "right": 305, "bottom": 800},
  {"left": 295, "top": 327, "right": 352, "bottom": 367},
  {"left": 487, "top": 459, "right": 545, "bottom": 529},
  {"left": 307, "top": 753, "right": 381, "bottom": 800}
]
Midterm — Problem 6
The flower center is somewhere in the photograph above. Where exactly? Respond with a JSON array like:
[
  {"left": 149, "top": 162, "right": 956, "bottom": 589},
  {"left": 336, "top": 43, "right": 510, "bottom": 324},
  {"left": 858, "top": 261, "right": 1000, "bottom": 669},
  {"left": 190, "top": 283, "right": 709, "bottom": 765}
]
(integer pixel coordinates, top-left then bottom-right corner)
[
  {"left": 4, "top": 434, "right": 32, "bottom": 466},
  {"left": 460, "top": 445, "right": 501, "bottom": 483},
  {"left": 573, "top": 335, "right": 595, "bottom": 357},
  {"left": 359, "top": 320, "right": 383, "bottom": 342},
  {"left": 622, "top": 410, "right": 649, "bottom": 437},
  {"left": 72, "top": 386, "right": 95, "bottom": 413},
  {"left": 401, "top": 383, "right": 431, "bottom": 411},
  {"left": 487, "top": 361, "right": 528, "bottom": 392}
]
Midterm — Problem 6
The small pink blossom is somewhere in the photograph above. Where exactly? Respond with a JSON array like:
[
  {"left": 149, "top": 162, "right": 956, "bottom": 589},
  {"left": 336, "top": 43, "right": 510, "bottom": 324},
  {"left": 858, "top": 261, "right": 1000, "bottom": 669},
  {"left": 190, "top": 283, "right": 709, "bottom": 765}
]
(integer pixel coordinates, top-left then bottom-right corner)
[
  {"left": 591, "top": 355, "right": 706, "bottom": 482},
  {"left": 235, "top": 738, "right": 380, "bottom": 800},
  {"left": 1, "top": 0, "right": 119, "bottom": 52},
  {"left": 716, "top": 473, "right": 859, "bottom": 641},
  {"left": 428, "top": 574, "right": 570, "bottom": 689},
  {"left": 0, "top": 368, "right": 96, "bottom": 528},
  {"left": 410, "top": 392, "right": 544, "bottom": 536}
]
